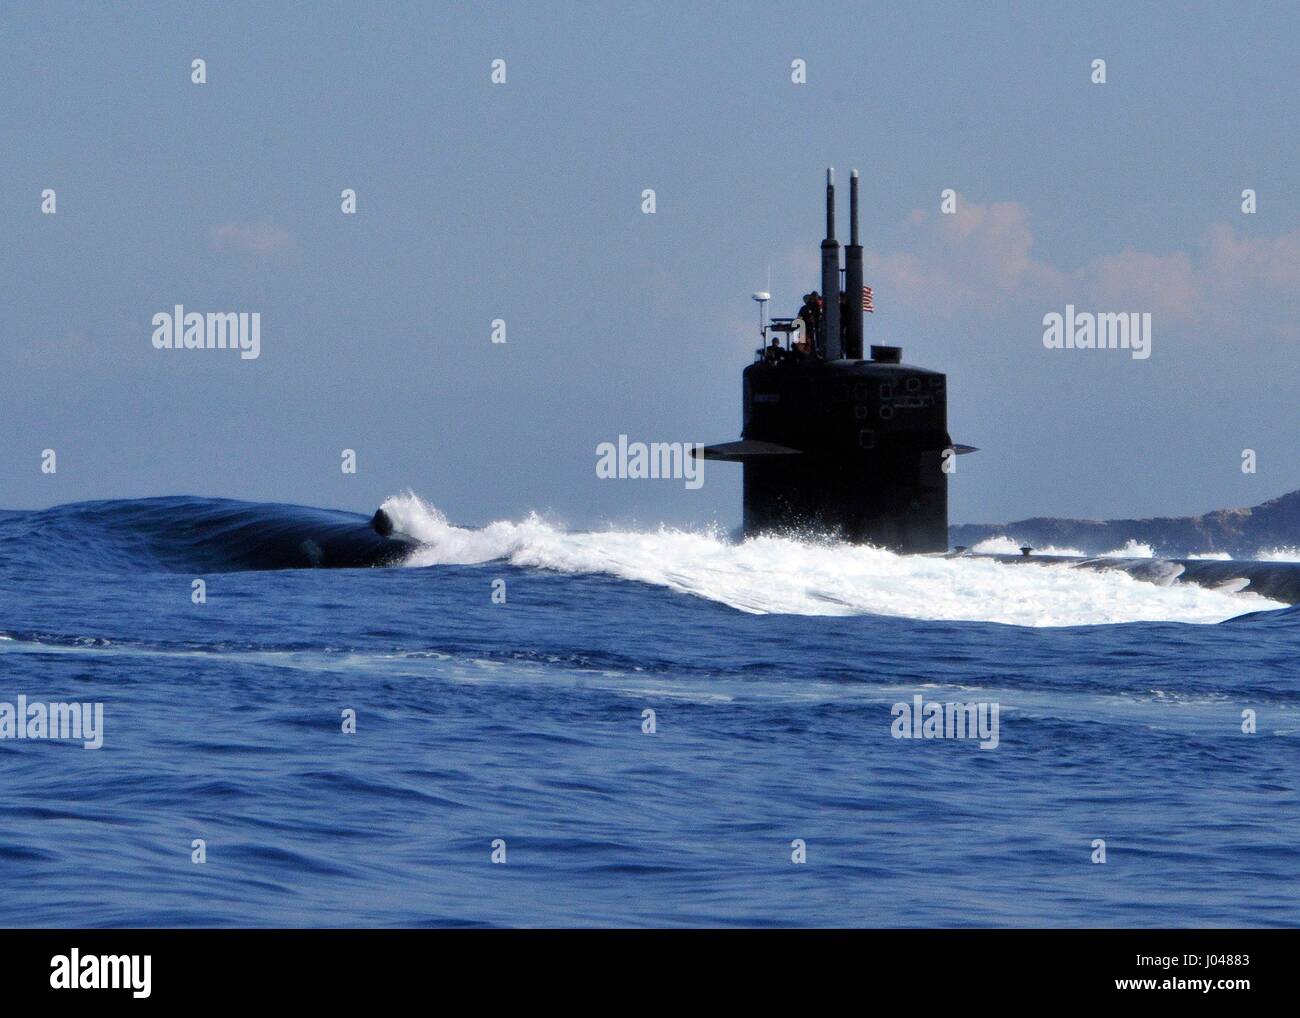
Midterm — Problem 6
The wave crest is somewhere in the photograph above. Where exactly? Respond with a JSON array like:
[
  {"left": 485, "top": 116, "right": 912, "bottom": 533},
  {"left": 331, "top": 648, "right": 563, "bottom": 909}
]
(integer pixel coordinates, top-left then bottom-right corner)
[{"left": 381, "top": 493, "right": 1281, "bottom": 626}]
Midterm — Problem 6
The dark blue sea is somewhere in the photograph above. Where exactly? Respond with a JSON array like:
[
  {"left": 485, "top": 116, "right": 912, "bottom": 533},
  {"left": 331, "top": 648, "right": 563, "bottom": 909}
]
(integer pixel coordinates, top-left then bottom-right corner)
[{"left": 2, "top": 495, "right": 1297, "bottom": 927}]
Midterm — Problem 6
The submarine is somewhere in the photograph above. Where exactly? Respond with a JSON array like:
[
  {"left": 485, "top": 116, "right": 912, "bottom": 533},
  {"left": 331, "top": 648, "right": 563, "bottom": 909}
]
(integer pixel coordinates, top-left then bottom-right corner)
[
  {"left": 699, "top": 168, "right": 974, "bottom": 552},
  {"left": 356, "top": 169, "right": 1300, "bottom": 605},
  {"left": 689, "top": 169, "right": 1300, "bottom": 604}
]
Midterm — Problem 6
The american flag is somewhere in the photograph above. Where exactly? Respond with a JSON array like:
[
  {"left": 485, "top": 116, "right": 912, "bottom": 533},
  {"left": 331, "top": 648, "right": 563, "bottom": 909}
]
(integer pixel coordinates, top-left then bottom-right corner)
[{"left": 861, "top": 285, "right": 874, "bottom": 313}]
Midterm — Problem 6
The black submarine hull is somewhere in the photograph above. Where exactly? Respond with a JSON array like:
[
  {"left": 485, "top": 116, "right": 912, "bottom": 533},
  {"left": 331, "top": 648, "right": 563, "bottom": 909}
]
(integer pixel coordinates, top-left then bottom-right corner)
[{"left": 954, "top": 552, "right": 1300, "bottom": 605}]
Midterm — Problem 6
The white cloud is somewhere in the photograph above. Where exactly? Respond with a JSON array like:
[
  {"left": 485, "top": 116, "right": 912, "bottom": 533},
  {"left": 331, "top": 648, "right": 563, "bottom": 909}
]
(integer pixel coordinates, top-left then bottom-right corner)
[{"left": 861, "top": 196, "right": 1300, "bottom": 327}]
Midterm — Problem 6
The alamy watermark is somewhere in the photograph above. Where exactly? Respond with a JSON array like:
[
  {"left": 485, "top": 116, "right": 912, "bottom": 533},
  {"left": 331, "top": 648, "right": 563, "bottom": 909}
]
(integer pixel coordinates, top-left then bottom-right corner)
[
  {"left": 1042, "top": 304, "right": 1151, "bottom": 360},
  {"left": 50, "top": 950, "right": 150, "bottom": 998},
  {"left": 152, "top": 305, "right": 261, "bottom": 360},
  {"left": 0, "top": 696, "right": 104, "bottom": 749},
  {"left": 595, "top": 435, "right": 704, "bottom": 490},
  {"left": 891, "top": 694, "right": 999, "bottom": 750}
]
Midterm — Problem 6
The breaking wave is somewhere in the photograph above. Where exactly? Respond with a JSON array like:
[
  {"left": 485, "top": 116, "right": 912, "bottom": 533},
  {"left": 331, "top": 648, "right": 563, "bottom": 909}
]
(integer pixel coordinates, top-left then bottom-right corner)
[
  {"left": 1097, "top": 539, "right": 1156, "bottom": 558},
  {"left": 381, "top": 493, "right": 1284, "bottom": 627},
  {"left": 1257, "top": 546, "right": 1300, "bottom": 562},
  {"left": 3, "top": 494, "right": 1292, "bottom": 628},
  {"left": 969, "top": 536, "right": 1086, "bottom": 557}
]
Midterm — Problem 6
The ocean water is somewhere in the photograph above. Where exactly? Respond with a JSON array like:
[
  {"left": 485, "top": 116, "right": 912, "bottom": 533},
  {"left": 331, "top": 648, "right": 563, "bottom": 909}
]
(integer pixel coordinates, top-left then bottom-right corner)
[{"left": 1, "top": 495, "right": 1298, "bottom": 927}]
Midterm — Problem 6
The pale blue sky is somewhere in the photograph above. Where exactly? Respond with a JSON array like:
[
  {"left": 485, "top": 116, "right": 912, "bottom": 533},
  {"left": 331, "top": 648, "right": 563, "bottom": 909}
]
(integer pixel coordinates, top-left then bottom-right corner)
[{"left": 3, "top": 1, "right": 1297, "bottom": 527}]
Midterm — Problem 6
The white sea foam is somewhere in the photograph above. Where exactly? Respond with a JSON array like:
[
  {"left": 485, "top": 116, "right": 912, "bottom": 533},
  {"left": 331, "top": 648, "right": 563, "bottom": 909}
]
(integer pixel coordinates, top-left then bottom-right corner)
[
  {"left": 969, "top": 536, "right": 1087, "bottom": 557},
  {"left": 974, "top": 541, "right": 1238, "bottom": 562},
  {"left": 380, "top": 493, "right": 1284, "bottom": 627},
  {"left": 1257, "top": 546, "right": 1300, "bottom": 562},
  {"left": 1098, "top": 539, "right": 1156, "bottom": 559}
]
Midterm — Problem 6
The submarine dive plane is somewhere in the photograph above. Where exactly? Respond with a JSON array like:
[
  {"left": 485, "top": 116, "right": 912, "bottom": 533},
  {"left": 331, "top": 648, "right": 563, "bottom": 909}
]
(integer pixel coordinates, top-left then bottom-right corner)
[{"left": 699, "top": 168, "right": 974, "bottom": 552}]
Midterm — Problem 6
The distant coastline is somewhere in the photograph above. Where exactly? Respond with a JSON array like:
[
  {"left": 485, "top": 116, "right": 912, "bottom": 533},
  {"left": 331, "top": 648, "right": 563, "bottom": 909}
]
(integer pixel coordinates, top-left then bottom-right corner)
[{"left": 951, "top": 489, "right": 1300, "bottom": 559}]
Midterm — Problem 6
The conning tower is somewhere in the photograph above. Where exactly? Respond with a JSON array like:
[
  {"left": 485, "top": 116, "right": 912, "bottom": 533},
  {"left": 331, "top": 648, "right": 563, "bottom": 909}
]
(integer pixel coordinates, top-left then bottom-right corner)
[{"left": 701, "top": 169, "right": 973, "bottom": 553}]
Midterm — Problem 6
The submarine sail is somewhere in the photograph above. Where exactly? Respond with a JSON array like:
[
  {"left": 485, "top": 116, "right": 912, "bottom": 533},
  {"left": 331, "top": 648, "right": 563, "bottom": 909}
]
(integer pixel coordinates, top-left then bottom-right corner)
[{"left": 701, "top": 169, "right": 971, "bottom": 553}]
